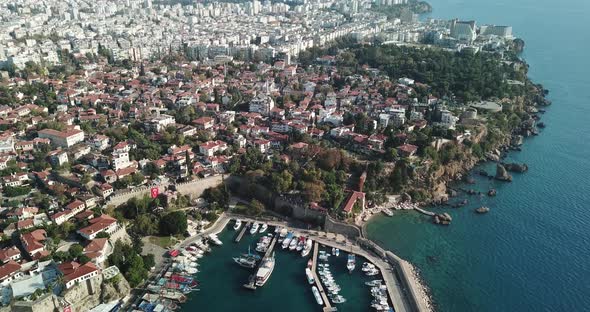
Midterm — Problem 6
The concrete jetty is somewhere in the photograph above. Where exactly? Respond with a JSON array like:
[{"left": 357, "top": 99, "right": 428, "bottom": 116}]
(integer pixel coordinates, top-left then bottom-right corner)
[
  {"left": 415, "top": 207, "right": 435, "bottom": 217},
  {"left": 235, "top": 221, "right": 250, "bottom": 242},
  {"left": 311, "top": 241, "right": 333, "bottom": 311}
]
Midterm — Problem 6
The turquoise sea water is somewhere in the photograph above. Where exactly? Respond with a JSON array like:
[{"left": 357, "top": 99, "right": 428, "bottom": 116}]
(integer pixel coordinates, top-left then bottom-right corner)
[
  {"left": 367, "top": 0, "right": 590, "bottom": 311},
  {"left": 181, "top": 225, "right": 380, "bottom": 311}
]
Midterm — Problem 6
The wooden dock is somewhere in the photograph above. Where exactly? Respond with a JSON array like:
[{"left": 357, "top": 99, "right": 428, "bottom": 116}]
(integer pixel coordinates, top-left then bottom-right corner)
[
  {"left": 311, "top": 241, "right": 333, "bottom": 311},
  {"left": 235, "top": 221, "right": 250, "bottom": 242}
]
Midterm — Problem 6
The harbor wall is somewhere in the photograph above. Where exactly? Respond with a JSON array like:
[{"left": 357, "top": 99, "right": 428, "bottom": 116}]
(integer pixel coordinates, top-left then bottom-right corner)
[
  {"left": 358, "top": 238, "right": 429, "bottom": 312},
  {"left": 324, "top": 215, "right": 362, "bottom": 238},
  {"left": 107, "top": 175, "right": 223, "bottom": 207}
]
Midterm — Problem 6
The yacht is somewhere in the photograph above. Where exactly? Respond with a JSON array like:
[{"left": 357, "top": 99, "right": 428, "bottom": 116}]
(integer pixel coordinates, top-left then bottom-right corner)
[
  {"left": 208, "top": 234, "right": 222, "bottom": 246},
  {"left": 255, "top": 253, "right": 275, "bottom": 287},
  {"left": 259, "top": 223, "right": 268, "bottom": 233},
  {"left": 311, "top": 286, "right": 324, "bottom": 305},
  {"left": 362, "top": 262, "right": 376, "bottom": 272},
  {"left": 233, "top": 219, "right": 242, "bottom": 230},
  {"left": 347, "top": 254, "right": 356, "bottom": 273},
  {"left": 250, "top": 223, "right": 260, "bottom": 234},
  {"left": 305, "top": 268, "right": 315, "bottom": 285},
  {"left": 382, "top": 208, "right": 394, "bottom": 217},
  {"left": 332, "top": 295, "right": 346, "bottom": 304},
  {"left": 366, "top": 268, "right": 380, "bottom": 276},
  {"left": 301, "top": 239, "right": 313, "bottom": 257}
]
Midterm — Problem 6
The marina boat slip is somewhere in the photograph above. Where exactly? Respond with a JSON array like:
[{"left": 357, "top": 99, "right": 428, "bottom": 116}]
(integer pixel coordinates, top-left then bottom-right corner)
[
  {"left": 255, "top": 252, "right": 275, "bottom": 287},
  {"left": 347, "top": 254, "right": 356, "bottom": 273},
  {"left": 281, "top": 232, "right": 293, "bottom": 249},
  {"left": 311, "top": 286, "right": 323, "bottom": 305},
  {"left": 301, "top": 239, "right": 313, "bottom": 257},
  {"left": 259, "top": 223, "right": 268, "bottom": 233},
  {"left": 305, "top": 267, "right": 315, "bottom": 285},
  {"left": 249, "top": 222, "right": 260, "bottom": 234},
  {"left": 233, "top": 220, "right": 242, "bottom": 230}
]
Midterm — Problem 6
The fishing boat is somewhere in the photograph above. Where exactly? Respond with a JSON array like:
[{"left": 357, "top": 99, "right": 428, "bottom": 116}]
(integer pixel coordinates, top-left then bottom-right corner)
[
  {"left": 208, "top": 234, "right": 222, "bottom": 246},
  {"left": 250, "top": 223, "right": 260, "bottom": 234},
  {"left": 259, "top": 223, "right": 268, "bottom": 233},
  {"left": 288, "top": 236, "right": 298, "bottom": 250},
  {"left": 305, "top": 267, "right": 315, "bottom": 285},
  {"left": 312, "top": 286, "right": 324, "bottom": 305},
  {"left": 301, "top": 239, "right": 313, "bottom": 257},
  {"left": 234, "top": 256, "right": 258, "bottom": 269},
  {"left": 347, "top": 254, "right": 356, "bottom": 273},
  {"left": 282, "top": 232, "right": 293, "bottom": 249},
  {"left": 255, "top": 252, "right": 275, "bottom": 287},
  {"left": 233, "top": 219, "right": 242, "bottom": 230},
  {"left": 382, "top": 208, "right": 394, "bottom": 217}
]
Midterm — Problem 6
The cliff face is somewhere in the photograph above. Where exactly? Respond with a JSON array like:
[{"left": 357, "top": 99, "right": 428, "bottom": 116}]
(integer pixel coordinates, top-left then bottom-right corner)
[{"left": 62, "top": 274, "right": 131, "bottom": 312}]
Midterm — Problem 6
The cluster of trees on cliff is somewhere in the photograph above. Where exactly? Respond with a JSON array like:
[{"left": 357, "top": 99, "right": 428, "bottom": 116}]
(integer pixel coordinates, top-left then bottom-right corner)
[{"left": 340, "top": 45, "right": 527, "bottom": 102}]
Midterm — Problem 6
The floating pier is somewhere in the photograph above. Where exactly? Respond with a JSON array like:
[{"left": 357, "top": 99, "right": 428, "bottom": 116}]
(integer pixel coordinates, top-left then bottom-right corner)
[
  {"left": 311, "top": 241, "right": 333, "bottom": 311},
  {"left": 235, "top": 221, "right": 250, "bottom": 242}
]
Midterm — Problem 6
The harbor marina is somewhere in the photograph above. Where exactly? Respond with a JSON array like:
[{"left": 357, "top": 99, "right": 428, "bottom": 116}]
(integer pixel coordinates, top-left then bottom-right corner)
[{"left": 172, "top": 220, "right": 388, "bottom": 312}]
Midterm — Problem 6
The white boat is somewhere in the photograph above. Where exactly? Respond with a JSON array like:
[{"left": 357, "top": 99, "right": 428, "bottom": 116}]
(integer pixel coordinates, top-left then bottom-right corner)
[
  {"left": 288, "top": 236, "right": 298, "bottom": 250},
  {"left": 301, "top": 239, "right": 313, "bottom": 257},
  {"left": 255, "top": 253, "right": 275, "bottom": 287},
  {"left": 366, "top": 268, "right": 380, "bottom": 276},
  {"left": 233, "top": 220, "right": 242, "bottom": 230},
  {"left": 259, "top": 224, "right": 268, "bottom": 233},
  {"left": 362, "top": 262, "right": 376, "bottom": 272},
  {"left": 282, "top": 232, "right": 293, "bottom": 249},
  {"left": 347, "top": 254, "right": 356, "bottom": 273},
  {"left": 278, "top": 228, "right": 288, "bottom": 243},
  {"left": 250, "top": 223, "right": 260, "bottom": 234},
  {"left": 312, "top": 286, "right": 323, "bottom": 305},
  {"left": 332, "top": 295, "right": 346, "bottom": 304},
  {"left": 208, "top": 234, "right": 222, "bottom": 246},
  {"left": 382, "top": 208, "right": 394, "bottom": 217},
  {"left": 331, "top": 247, "right": 336, "bottom": 255},
  {"left": 334, "top": 248, "right": 340, "bottom": 257},
  {"left": 365, "top": 279, "right": 383, "bottom": 286},
  {"left": 305, "top": 268, "right": 315, "bottom": 285},
  {"left": 296, "top": 237, "right": 305, "bottom": 252}
]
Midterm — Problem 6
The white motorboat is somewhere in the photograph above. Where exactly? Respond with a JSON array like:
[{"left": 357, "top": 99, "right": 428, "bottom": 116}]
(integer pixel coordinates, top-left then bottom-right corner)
[
  {"left": 233, "top": 219, "right": 242, "bottom": 230},
  {"left": 382, "top": 208, "right": 394, "bottom": 217},
  {"left": 347, "top": 254, "right": 356, "bottom": 273},
  {"left": 296, "top": 237, "right": 305, "bottom": 251},
  {"left": 259, "top": 223, "right": 268, "bottom": 233},
  {"left": 282, "top": 232, "right": 293, "bottom": 249},
  {"left": 305, "top": 268, "right": 315, "bottom": 285},
  {"left": 312, "top": 286, "right": 323, "bottom": 305},
  {"left": 334, "top": 248, "right": 340, "bottom": 257},
  {"left": 288, "top": 236, "right": 298, "bottom": 250},
  {"left": 250, "top": 223, "right": 260, "bottom": 234},
  {"left": 208, "top": 234, "right": 222, "bottom": 246},
  {"left": 301, "top": 239, "right": 313, "bottom": 257}
]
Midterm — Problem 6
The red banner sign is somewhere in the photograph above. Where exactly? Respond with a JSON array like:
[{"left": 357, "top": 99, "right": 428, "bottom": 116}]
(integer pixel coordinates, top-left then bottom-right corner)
[{"left": 150, "top": 187, "right": 159, "bottom": 199}]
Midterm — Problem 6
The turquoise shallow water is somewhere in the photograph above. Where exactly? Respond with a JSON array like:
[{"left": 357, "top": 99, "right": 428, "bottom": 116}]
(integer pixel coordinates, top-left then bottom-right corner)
[
  {"left": 181, "top": 224, "right": 380, "bottom": 311},
  {"left": 368, "top": 0, "right": 590, "bottom": 311}
]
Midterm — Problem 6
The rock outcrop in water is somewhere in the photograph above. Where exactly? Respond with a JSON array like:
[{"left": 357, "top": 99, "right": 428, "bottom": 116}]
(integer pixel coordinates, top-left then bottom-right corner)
[
  {"left": 495, "top": 164, "right": 513, "bottom": 182},
  {"left": 503, "top": 162, "right": 529, "bottom": 173}
]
